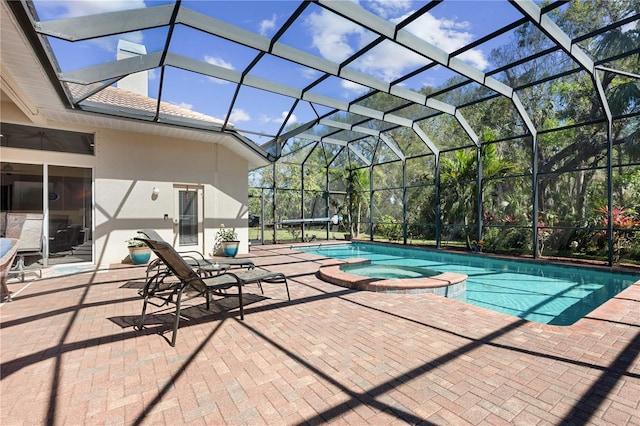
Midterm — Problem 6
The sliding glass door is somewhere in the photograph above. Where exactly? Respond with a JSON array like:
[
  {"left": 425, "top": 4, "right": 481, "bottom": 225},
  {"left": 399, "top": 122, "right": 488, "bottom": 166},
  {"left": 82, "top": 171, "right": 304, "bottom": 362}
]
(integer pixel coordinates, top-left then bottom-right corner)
[
  {"left": 47, "top": 166, "right": 92, "bottom": 264},
  {"left": 1, "top": 162, "right": 93, "bottom": 266}
]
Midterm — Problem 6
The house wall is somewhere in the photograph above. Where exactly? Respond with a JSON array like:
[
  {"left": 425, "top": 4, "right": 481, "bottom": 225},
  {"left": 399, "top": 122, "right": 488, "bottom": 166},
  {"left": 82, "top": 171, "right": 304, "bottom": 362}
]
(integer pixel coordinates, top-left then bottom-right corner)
[{"left": 1, "top": 100, "right": 249, "bottom": 267}]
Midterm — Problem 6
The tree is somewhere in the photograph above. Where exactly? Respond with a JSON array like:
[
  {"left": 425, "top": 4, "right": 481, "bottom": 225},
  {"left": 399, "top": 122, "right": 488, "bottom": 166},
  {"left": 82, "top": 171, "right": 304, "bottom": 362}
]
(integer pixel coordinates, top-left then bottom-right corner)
[
  {"left": 441, "top": 143, "right": 515, "bottom": 248},
  {"left": 345, "top": 166, "right": 370, "bottom": 237}
]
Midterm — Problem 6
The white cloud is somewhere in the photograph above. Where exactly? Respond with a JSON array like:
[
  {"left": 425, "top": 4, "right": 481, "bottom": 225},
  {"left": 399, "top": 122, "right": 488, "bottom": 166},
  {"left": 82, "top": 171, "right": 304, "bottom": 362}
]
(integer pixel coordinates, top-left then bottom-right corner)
[
  {"left": 259, "top": 14, "right": 277, "bottom": 36},
  {"left": 349, "top": 40, "right": 430, "bottom": 82},
  {"left": 261, "top": 111, "right": 297, "bottom": 124},
  {"left": 53, "top": 0, "right": 146, "bottom": 18},
  {"left": 305, "top": 5, "right": 489, "bottom": 91},
  {"left": 341, "top": 80, "right": 369, "bottom": 95},
  {"left": 366, "top": 0, "right": 413, "bottom": 19},
  {"left": 176, "top": 102, "right": 193, "bottom": 110},
  {"left": 306, "top": 9, "right": 366, "bottom": 63},
  {"left": 457, "top": 49, "right": 489, "bottom": 71},
  {"left": 204, "top": 55, "right": 235, "bottom": 84},
  {"left": 401, "top": 12, "right": 488, "bottom": 69},
  {"left": 37, "top": 1, "right": 147, "bottom": 53},
  {"left": 285, "top": 113, "right": 297, "bottom": 124},
  {"left": 230, "top": 109, "right": 250, "bottom": 122},
  {"left": 300, "top": 67, "right": 321, "bottom": 80},
  {"left": 204, "top": 55, "right": 234, "bottom": 70}
]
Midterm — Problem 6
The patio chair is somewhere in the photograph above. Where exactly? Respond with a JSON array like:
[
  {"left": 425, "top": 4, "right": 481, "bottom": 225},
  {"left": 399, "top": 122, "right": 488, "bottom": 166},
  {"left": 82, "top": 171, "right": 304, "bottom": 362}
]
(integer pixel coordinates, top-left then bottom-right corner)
[
  {"left": 138, "top": 229, "right": 254, "bottom": 284},
  {"left": 1, "top": 238, "right": 19, "bottom": 302},
  {"left": 135, "top": 235, "right": 290, "bottom": 346},
  {"left": 0, "top": 212, "right": 6, "bottom": 236},
  {"left": 5, "top": 213, "right": 44, "bottom": 281}
]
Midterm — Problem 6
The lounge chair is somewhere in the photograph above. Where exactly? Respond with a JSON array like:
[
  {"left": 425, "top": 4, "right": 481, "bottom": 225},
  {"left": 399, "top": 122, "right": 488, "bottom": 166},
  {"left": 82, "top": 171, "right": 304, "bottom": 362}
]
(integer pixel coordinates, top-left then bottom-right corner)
[
  {"left": 5, "top": 213, "right": 44, "bottom": 281},
  {"left": 137, "top": 229, "right": 255, "bottom": 286},
  {"left": 135, "top": 235, "right": 290, "bottom": 346}
]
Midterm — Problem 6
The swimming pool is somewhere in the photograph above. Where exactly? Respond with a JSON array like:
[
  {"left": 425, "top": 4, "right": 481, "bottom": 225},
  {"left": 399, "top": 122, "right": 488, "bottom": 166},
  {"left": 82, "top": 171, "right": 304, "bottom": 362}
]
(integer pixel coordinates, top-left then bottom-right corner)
[{"left": 296, "top": 242, "right": 640, "bottom": 325}]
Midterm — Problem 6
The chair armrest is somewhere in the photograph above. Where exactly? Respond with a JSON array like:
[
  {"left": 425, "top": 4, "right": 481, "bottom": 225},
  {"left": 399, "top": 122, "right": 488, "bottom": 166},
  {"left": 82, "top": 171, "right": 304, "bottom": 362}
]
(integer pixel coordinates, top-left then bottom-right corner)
[{"left": 177, "top": 250, "right": 206, "bottom": 260}]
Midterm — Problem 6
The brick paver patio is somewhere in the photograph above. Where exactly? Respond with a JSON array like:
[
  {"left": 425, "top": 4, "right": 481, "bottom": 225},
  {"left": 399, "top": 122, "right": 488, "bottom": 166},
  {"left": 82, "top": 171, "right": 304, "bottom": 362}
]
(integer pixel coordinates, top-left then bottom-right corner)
[{"left": 1, "top": 244, "right": 639, "bottom": 425}]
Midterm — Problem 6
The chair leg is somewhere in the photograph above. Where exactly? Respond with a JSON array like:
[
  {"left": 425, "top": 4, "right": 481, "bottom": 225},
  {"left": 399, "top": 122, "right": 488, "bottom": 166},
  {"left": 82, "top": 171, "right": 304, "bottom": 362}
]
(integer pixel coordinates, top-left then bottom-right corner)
[
  {"left": 284, "top": 278, "right": 290, "bottom": 301},
  {"left": 262, "top": 274, "right": 290, "bottom": 301},
  {"left": 1, "top": 278, "right": 11, "bottom": 302},
  {"left": 16, "top": 255, "right": 25, "bottom": 282},
  {"left": 139, "top": 296, "right": 150, "bottom": 330},
  {"left": 238, "top": 284, "right": 244, "bottom": 320},
  {"left": 145, "top": 259, "right": 161, "bottom": 283},
  {"left": 171, "top": 288, "right": 186, "bottom": 347}
]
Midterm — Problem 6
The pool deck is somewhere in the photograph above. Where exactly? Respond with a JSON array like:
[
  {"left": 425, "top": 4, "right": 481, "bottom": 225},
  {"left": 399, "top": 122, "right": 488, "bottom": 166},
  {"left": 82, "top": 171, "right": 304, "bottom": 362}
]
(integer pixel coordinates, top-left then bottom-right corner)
[{"left": 1, "top": 243, "right": 639, "bottom": 425}]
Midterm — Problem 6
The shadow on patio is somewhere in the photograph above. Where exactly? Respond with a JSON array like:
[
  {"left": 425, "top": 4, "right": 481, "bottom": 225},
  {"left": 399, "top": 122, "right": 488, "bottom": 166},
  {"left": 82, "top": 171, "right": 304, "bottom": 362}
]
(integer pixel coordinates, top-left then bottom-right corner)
[{"left": 1, "top": 245, "right": 639, "bottom": 425}]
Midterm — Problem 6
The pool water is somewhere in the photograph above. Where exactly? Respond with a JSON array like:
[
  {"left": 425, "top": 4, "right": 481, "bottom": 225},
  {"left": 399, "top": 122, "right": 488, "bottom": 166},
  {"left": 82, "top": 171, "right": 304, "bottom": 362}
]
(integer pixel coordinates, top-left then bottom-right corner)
[
  {"left": 340, "top": 264, "right": 440, "bottom": 279},
  {"left": 296, "top": 243, "right": 639, "bottom": 325}
]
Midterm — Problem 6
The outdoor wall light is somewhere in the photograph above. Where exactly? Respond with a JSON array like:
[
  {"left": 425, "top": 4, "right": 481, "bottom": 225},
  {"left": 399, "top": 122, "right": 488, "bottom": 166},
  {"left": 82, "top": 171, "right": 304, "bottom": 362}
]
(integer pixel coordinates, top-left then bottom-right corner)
[{"left": 152, "top": 187, "right": 160, "bottom": 195}]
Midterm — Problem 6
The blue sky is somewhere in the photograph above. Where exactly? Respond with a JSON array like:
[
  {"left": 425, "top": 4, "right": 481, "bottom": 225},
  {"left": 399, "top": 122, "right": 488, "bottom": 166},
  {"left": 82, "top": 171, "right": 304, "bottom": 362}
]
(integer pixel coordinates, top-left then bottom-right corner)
[{"left": 33, "top": 0, "right": 526, "bottom": 142}]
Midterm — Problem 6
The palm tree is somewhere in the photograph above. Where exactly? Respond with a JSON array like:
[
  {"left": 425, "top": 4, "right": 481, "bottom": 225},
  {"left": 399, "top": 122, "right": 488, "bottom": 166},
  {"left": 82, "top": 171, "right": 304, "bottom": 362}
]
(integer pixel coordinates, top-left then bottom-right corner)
[
  {"left": 345, "top": 166, "right": 369, "bottom": 237},
  {"left": 441, "top": 144, "right": 515, "bottom": 248}
]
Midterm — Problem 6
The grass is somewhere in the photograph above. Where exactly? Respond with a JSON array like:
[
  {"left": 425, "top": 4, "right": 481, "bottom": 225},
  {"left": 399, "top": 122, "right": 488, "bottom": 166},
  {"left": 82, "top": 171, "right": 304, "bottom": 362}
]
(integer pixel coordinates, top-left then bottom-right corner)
[{"left": 249, "top": 228, "right": 348, "bottom": 243}]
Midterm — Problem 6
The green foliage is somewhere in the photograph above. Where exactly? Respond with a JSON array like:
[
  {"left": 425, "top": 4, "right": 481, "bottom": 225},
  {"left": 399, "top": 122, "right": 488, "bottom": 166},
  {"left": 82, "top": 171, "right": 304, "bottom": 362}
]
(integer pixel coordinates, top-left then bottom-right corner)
[
  {"left": 375, "top": 215, "right": 402, "bottom": 241},
  {"left": 215, "top": 224, "right": 238, "bottom": 243},
  {"left": 247, "top": 0, "right": 639, "bottom": 262},
  {"left": 125, "top": 234, "right": 147, "bottom": 248},
  {"left": 345, "top": 166, "right": 370, "bottom": 237},
  {"left": 491, "top": 228, "right": 532, "bottom": 252}
]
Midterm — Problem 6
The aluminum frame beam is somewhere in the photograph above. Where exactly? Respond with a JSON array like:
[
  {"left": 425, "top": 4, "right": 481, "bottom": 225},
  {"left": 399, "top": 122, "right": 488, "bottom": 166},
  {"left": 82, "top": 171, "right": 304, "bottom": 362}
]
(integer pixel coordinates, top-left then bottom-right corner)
[
  {"left": 37, "top": 3, "right": 472, "bottom": 153},
  {"left": 317, "top": 0, "right": 537, "bottom": 150}
]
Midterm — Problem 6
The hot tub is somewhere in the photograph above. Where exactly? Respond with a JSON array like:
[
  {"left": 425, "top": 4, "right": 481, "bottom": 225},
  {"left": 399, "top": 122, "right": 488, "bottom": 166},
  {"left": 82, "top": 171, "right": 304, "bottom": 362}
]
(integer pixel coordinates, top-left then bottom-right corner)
[
  {"left": 340, "top": 263, "right": 440, "bottom": 279},
  {"left": 318, "top": 258, "right": 467, "bottom": 297}
]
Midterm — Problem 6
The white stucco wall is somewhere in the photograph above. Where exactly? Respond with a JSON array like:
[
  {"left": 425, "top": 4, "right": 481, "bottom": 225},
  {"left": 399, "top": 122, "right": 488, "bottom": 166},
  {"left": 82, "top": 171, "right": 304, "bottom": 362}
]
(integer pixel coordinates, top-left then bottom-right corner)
[
  {"left": 95, "top": 128, "right": 249, "bottom": 265},
  {"left": 1, "top": 100, "right": 250, "bottom": 267}
]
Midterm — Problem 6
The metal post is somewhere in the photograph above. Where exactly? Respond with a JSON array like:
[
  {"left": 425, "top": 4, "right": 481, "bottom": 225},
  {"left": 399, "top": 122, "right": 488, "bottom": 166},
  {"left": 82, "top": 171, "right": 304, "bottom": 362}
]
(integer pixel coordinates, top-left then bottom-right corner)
[
  {"left": 606, "top": 112, "right": 614, "bottom": 266},
  {"left": 326, "top": 167, "right": 330, "bottom": 241},
  {"left": 476, "top": 146, "right": 483, "bottom": 244},
  {"left": 260, "top": 189, "right": 265, "bottom": 245},
  {"left": 272, "top": 162, "right": 277, "bottom": 244},
  {"left": 369, "top": 165, "right": 374, "bottom": 241},
  {"left": 435, "top": 155, "right": 441, "bottom": 249},
  {"left": 531, "top": 135, "right": 539, "bottom": 258},
  {"left": 301, "top": 165, "right": 305, "bottom": 243},
  {"left": 402, "top": 159, "right": 407, "bottom": 244},
  {"left": 593, "top": 76, "right": 614, "bottom": 266}
]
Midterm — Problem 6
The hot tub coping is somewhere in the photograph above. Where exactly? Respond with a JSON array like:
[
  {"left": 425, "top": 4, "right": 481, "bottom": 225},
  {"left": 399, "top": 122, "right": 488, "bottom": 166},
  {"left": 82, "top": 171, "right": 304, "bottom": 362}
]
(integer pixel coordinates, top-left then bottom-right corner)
[{"left": 318, "top": 258, "right": 467, "bottom": 294}]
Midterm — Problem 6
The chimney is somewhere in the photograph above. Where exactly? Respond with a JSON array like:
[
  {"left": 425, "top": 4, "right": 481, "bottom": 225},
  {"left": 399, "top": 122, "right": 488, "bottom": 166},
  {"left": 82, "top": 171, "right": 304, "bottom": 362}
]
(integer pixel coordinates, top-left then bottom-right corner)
[{"left": 116, "top": 40, "right": 148, "bottom": 97}]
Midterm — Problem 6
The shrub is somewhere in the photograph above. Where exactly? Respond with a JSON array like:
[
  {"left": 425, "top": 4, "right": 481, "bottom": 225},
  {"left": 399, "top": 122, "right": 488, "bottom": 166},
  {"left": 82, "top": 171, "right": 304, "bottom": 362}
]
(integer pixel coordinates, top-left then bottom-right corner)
[{"left": 376, "top": 215, "right": 402, "bottom": 241}]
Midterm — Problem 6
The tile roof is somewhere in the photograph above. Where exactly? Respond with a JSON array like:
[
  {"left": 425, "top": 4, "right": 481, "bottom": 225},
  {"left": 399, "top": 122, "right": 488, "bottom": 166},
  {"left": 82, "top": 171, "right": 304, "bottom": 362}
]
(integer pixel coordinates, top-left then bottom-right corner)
[{"left": 67, "top": 83, "right": 227, "bottom": 126}]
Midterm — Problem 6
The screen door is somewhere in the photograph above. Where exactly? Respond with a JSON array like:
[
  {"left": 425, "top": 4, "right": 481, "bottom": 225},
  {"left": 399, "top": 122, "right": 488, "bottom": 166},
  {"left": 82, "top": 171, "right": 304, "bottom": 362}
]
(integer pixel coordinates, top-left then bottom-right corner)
[{"left": 173, "top": 185, "right": 204, "bottom": 252}]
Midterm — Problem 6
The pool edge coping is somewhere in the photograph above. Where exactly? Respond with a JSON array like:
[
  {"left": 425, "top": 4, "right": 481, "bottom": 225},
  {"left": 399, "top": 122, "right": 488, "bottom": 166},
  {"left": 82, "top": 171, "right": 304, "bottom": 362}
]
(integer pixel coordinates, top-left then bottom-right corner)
[{"left": 288, "top": 242, "right": 640, "bottom": 331}]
